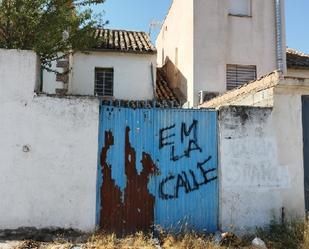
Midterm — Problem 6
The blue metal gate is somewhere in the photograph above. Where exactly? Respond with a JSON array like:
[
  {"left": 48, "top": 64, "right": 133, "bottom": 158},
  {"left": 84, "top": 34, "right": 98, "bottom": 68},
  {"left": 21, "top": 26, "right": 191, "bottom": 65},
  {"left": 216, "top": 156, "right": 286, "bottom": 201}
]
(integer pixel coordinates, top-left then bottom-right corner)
[{"left": 96, "top": 105, "right": 218, "bottom": 234}]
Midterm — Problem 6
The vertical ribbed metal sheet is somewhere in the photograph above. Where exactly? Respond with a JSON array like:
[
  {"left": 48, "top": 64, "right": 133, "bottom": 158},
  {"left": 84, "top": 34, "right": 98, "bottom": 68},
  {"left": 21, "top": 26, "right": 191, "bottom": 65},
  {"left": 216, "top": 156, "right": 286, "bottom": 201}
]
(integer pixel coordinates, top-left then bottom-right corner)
[{"left": 97, "top": 105, "right": 218, "bottom": 234}]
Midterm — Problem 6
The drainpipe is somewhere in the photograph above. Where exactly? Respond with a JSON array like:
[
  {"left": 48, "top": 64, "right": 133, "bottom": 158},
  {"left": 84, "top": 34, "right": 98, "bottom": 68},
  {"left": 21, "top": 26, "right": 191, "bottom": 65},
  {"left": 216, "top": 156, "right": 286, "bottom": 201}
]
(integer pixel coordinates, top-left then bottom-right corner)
[
  {"left": 150, "top": 63, "right": 156, "bottom": 100},
  {"left": 275, "top": 0, "right": 284, "bottom": 73}
]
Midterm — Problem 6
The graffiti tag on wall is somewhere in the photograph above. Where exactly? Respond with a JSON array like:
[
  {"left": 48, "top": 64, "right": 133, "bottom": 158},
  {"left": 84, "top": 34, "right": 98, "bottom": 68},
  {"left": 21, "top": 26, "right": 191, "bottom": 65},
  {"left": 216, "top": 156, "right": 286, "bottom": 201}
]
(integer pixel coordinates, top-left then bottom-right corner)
[
  {"left": 158, "top": 120, "right": 217, "bottom": 200},
  {"left": 159, "top": 156, "right": 217, "bottom": 200},
  {"left": 159, "top": 120, "right": 202, "bottom": 161}
]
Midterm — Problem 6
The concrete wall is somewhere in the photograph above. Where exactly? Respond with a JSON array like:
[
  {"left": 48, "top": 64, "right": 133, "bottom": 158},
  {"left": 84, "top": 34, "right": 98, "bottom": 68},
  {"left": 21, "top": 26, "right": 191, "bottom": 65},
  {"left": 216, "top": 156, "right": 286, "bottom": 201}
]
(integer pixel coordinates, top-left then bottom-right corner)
[
  {"left": 0, "top": 49, "right": 100, "bottom": 231},
  {"left": 156, "top": 0, "right": 286, "bottom": 106},
  {"left": 272, "top": 87, "right": 307, "bottom": 221},
  {"left": 219, "top": 103, "right": 305, "bottom": 233},
  {"left": 0, "top": 49, "right": 40, "bottom": 103},
  {"left": 156, "top": 0, "right": 194, "bottom": 107},
  {"left": 287, "top": 69, "right": 309, "bottom": 79}
]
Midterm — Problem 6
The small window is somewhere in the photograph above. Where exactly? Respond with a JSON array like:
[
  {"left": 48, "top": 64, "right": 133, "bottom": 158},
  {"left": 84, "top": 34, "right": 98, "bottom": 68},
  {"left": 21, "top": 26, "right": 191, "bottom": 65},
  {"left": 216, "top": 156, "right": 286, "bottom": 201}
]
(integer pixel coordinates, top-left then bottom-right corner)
[
  {"left": 228, "top": 0, "right": 251, "bottom": 16},
  {"left": 94, "top": 68, "right": 114, "bottom": 97},
  {"left": 226, "top": 64, "right": 256, "bottom": 90}
]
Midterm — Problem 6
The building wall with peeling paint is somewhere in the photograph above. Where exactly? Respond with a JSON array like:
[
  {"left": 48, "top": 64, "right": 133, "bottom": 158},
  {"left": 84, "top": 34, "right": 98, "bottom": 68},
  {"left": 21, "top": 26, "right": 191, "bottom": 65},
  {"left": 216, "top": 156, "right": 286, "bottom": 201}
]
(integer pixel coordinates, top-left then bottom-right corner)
[
  {"left": 219, "top": 105, "right": 305, "bottom": 233},
  {"left": 0, "top": 49, "right": 100, "bottom": 231}
]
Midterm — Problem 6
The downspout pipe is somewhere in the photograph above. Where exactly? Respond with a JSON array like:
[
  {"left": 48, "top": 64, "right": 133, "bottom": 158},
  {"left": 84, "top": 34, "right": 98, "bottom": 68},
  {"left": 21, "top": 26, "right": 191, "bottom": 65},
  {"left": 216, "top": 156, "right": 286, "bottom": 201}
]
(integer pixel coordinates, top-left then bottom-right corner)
[
  {"left": 275, "top": 0, "right": 284, "bottom": 72},
  {"left": 150, "top": 63, "right": 156, "bottom": 101}
]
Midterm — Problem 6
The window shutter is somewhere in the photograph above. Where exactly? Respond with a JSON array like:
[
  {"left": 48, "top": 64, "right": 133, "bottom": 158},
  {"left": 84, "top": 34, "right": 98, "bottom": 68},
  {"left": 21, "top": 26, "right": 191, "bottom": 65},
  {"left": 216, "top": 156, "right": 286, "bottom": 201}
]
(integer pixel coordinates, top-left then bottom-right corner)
[
  {"left": 228, "top": 0, "right": 251, "bottom": 16},
  {"left": 95, "top": 68, "right": 114, "bottom": 97},
  {"left": 226, "top": 64, "right": 257, "bottom": 90}
]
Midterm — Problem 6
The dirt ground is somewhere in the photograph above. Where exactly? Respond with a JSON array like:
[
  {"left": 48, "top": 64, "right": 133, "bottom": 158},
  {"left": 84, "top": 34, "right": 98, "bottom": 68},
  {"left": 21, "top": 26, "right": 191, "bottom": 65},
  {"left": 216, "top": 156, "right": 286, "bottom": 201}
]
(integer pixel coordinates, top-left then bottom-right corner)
[{"left": 0, "top": 220, "right": 308, "bottom": 249}]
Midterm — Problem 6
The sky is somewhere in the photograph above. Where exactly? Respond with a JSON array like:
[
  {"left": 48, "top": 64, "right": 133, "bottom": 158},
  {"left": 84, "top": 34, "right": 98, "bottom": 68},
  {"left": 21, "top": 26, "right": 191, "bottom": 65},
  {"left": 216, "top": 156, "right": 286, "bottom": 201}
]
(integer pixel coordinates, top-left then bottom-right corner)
[{"left": 95, "top": 0, "right": 309, "bottom": 54}]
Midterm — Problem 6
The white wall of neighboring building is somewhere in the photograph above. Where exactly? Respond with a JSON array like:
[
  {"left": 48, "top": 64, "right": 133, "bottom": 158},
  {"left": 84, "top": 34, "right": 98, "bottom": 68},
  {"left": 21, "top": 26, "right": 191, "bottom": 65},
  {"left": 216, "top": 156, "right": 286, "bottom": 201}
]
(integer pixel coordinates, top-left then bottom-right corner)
[
  {"left": 156, "top": 0, "right": 194, "bottom": 106},
  {"left": 70, "top": 52, "right": 156, "bottom": 100},
  {"left": 0, "top": 49, "right": 100, "bottom": 231},
  {"left": 156, "top": 0, "right": 286, "bottom": 106},
  {"left": 43, "top": 52, "right": 156, "bottom": 100}
]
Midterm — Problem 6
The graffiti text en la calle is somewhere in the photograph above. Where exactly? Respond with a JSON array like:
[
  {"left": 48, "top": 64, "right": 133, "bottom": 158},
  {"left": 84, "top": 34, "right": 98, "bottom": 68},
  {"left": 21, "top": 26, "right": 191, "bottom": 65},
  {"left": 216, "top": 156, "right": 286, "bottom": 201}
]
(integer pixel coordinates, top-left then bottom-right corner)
[{"left": 159, "top": 156, "right": 217, "bottom": 200}]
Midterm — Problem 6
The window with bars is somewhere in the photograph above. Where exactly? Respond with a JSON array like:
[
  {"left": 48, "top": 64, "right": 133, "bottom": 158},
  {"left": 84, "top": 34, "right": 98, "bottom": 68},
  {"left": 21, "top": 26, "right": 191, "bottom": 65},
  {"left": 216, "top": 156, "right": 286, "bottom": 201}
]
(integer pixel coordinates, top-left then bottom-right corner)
[
  {"left": 94, "top": 68, "right": 114, "bottom": 97},
  {"left": 226, "top": 64, "right": 257, "bottom": 90},
  {"left": 228, "top": 0, "right": 252, "bottom": 16}
]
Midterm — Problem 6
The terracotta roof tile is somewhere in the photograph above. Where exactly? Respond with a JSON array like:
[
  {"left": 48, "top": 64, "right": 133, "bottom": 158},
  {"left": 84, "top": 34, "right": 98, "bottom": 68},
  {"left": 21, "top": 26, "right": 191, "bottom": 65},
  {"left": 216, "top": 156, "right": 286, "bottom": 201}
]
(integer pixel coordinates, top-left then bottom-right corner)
[
  {"left": 287, "top": 48, "right": 309, "bottom": 69},
  {"left": 156, "top": 68, "right": 180, "bottom": 105},
  {"left": 93, "top": 28, "right": 156, "bottom": 54}
]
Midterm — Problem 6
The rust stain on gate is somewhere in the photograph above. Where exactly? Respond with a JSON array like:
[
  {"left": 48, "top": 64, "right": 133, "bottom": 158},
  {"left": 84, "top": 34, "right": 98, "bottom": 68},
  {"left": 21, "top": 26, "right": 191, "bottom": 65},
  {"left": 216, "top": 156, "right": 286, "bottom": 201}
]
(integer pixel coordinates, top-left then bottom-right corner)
[
  {"left": 98, "top": 106, "right": 219, "bottom": 234},
  {"left": 100, "top": 127, "right": 158, "bottom": 234}
]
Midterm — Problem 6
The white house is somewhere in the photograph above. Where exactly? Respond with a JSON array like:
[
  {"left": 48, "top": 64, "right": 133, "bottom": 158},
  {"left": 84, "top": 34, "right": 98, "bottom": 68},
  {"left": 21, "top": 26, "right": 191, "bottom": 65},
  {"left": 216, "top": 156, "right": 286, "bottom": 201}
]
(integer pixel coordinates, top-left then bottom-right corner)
[
  {"left": 42, "top": 29, "right": 157, "bottom": 101},
  {"left": 156, "top": 0, "right": 286, "bottom": 107}
]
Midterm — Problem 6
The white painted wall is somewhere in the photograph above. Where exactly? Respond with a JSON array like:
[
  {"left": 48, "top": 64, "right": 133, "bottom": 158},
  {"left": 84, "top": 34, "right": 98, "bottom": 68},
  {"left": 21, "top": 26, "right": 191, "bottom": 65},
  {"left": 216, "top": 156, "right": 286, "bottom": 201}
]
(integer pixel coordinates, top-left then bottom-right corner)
[
  {"left": 70, "top": 52, "right": 156, "bottom": 100},
  {"left": 272, "top": 89, "right": 306, "bottom": 221},
  {"left": 219, "top": 103, "right": 305, "bottom": 233},
  {"left": 0, "top": 49, "right": 100, "bottom": 231},
  {"left": 156, "top": 0, "right": 286, "bottom": 106},
  {"left": 0, "top": 49, "right": 39, "bottom": 103}
]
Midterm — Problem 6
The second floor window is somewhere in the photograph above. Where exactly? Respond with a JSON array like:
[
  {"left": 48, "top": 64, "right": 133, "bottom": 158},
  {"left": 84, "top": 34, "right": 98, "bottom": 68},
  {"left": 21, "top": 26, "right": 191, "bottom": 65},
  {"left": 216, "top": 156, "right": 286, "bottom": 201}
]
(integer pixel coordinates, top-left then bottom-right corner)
[
  {"left": 228, "top": 0, "right": 252, "bottom": 17},
  {"left": 95, "top": 68, "right": 114, "bottom": 97},
  {"left": 226, "top": 64, "right": 257, "bottom": 90}
]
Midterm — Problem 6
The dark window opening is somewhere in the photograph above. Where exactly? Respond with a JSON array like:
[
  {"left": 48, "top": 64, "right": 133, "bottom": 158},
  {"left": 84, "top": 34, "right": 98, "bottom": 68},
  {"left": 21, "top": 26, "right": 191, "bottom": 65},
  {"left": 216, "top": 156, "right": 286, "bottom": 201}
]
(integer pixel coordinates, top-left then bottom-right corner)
[
  {"left": 228, "top": 0, "right": 252, "bottom": 17},
  {"left": 95, "top": 68, "right": 114, "bottom": 97},
  {"left": 226, "top": 64, "right": 257, "bottom": 90}
]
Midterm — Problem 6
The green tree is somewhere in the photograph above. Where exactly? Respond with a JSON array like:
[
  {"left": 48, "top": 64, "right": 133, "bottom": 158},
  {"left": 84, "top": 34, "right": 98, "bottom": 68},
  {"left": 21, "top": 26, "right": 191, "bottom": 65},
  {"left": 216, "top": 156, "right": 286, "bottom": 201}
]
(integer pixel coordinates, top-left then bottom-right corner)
[{"left": 0, "top": 0, "right": 106, "bottom": 69}]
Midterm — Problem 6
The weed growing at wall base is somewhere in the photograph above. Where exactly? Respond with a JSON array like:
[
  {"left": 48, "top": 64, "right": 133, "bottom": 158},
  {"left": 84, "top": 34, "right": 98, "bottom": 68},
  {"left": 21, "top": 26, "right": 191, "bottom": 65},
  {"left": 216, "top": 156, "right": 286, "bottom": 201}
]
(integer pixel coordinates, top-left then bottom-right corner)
[
  {"left": 256, "top": 219, "right": 309, "bottom": 249},
  {"left": 7, "top": 220, "right": 309, "bottom": 249}
]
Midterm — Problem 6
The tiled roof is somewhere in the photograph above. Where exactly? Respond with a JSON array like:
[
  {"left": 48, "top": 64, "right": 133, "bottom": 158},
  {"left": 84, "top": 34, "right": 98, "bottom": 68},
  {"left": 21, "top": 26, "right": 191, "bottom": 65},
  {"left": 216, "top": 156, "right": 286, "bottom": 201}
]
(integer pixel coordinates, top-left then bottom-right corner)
[
  {"left": 156, "top": 68, "right": 180, "bottom": 105},
  {"left": 287, "top": 48, "right": 309, "bottom": 69},
  {"left": 93, "top": 28, "right": 156, "bottom": 54}
]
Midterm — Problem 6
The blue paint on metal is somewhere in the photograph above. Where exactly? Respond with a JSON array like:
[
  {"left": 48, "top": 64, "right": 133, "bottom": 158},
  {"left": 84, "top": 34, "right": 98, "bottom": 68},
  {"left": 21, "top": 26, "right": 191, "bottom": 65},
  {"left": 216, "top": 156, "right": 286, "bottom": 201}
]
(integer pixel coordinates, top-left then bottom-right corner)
[{"left": 96, "top": 106, "right": 218, "bottom": 232}]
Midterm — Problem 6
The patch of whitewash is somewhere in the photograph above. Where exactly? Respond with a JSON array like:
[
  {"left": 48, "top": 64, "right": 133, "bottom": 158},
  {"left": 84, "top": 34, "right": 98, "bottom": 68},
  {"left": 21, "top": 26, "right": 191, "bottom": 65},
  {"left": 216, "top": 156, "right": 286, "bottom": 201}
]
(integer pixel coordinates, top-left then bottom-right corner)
[{"left": 218, "top": 106, "right": 292, "bottom": 233}]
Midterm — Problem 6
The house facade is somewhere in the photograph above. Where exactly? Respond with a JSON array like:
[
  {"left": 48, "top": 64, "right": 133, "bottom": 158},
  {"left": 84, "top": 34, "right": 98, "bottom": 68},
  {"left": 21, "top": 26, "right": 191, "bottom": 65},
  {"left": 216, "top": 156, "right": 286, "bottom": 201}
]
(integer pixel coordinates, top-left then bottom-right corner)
[
  {"left": 43, "top": 29, "right": 157, "bottom": 101},
  {"left": 156, "top": 0, "right": 286, "bottom": 107}
]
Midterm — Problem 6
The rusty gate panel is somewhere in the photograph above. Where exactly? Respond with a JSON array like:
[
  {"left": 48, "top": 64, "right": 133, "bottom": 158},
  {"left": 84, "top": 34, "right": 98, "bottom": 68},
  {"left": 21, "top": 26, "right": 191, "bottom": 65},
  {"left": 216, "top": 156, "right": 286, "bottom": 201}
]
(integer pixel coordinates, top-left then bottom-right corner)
[{"left": 96, "top": 105, "right": 218, "bottom": 234}]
